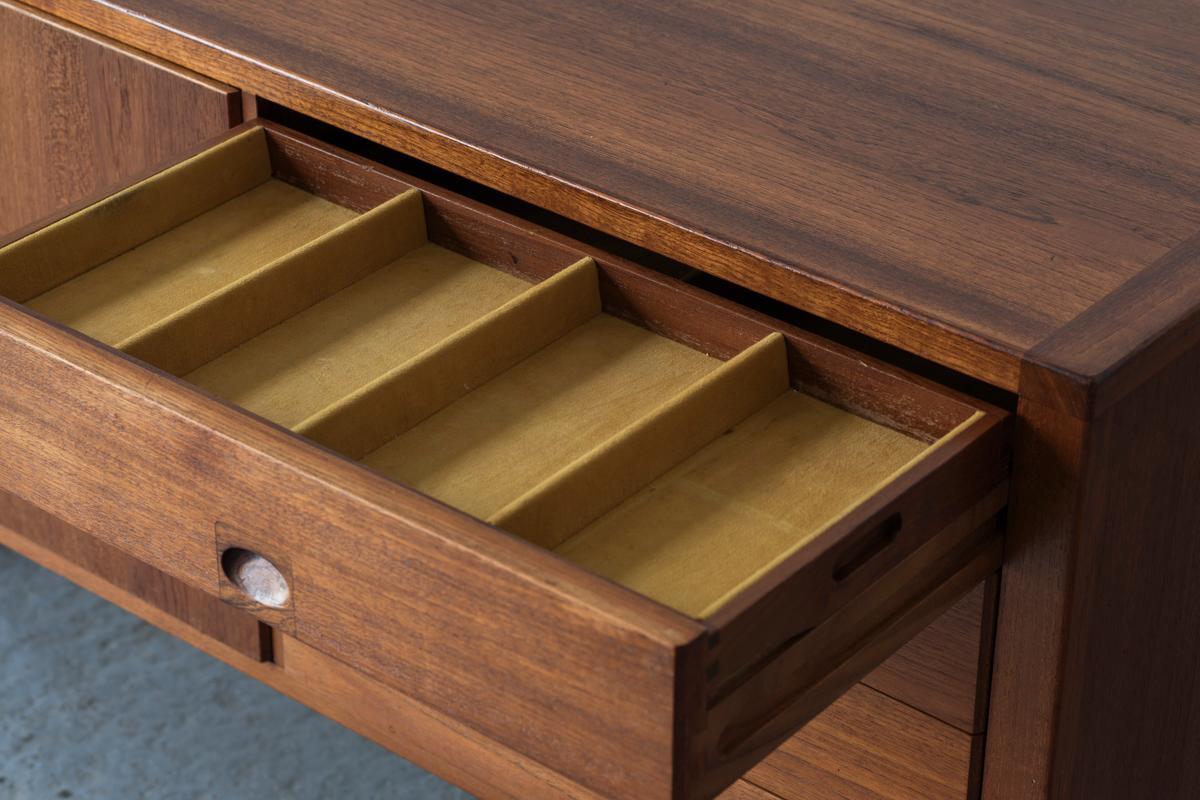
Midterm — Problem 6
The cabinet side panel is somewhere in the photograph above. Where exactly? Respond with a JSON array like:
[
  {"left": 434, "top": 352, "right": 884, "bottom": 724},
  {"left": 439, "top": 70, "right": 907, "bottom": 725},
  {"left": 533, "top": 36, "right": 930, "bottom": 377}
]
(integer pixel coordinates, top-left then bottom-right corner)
[
  {"left": 1051, "top": 344, "right": 1200, "bottom": 797},
  {"left": 990, "top": 349, "right": 1200, "bottom": 798}
]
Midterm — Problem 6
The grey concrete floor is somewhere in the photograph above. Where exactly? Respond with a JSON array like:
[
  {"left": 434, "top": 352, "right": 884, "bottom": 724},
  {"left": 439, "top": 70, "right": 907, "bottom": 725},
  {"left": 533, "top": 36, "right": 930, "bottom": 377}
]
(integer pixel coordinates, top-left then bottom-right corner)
[{"left": 0, "top": 547, "right": 473, "bottom": 800}]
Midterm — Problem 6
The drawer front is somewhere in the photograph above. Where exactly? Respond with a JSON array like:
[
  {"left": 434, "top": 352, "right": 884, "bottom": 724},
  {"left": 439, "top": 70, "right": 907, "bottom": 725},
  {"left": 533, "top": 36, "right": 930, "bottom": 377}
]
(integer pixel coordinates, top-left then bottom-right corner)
[
  {"left": 1, "top": 502, "right": 976, "bottom": 800},
  {"left": 0, "top": 0, "right": 239, "bottom": 236},
  {"left": 0, "top": 120, "right": 1008, "bottom": 799}
]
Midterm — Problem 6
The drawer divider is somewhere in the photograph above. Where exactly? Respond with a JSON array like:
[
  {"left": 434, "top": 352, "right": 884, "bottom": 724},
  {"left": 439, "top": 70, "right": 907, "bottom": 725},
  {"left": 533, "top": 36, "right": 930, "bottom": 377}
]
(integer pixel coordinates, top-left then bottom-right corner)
[
  {"left": 0, "top": 127, "right": 272, "bottom": 302},
  {"left": 490, "top": 332, "right": 789, "bottom": 550},
  {"left": 119, "top": 189, "right": 426, "bottom": 376},
  {"left": 297, "top": 256, "right": 602, "bottom": 459}
]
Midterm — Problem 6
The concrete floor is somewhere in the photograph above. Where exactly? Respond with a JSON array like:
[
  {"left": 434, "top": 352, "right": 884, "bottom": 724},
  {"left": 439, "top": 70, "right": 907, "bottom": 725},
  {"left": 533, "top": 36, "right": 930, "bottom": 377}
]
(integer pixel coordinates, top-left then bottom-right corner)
[{"left": 0, "top": 547, "right": 473, "bottom": 800}]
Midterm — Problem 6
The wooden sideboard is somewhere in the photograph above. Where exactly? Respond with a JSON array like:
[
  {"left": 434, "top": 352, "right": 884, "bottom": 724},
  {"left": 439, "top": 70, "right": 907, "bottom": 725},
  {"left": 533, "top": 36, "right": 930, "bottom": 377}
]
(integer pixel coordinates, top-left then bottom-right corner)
[{"left": 1, "top": 1, "right": 1198, "bottom": 798}]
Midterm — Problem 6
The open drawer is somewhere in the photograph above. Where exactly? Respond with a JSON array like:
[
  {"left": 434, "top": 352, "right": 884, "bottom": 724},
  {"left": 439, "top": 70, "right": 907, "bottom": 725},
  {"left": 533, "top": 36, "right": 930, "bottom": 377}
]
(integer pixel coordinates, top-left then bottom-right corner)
[{"left": 0, "top": 121, "right": 1009, "bottom": 799}]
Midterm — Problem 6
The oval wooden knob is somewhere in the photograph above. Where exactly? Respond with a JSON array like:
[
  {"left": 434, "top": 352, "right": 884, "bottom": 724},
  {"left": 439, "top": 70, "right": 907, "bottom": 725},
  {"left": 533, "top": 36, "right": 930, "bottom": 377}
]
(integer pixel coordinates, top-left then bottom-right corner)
[{"left": 222, "top": 548, "right": 290, "bottom": 608}]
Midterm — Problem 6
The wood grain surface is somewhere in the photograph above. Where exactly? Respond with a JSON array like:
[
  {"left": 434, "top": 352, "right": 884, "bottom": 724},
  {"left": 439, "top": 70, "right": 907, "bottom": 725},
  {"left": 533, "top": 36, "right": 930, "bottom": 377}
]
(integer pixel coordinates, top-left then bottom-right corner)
[
  {"left": 744, "top": 684, "right": 975, "bottom": 800},
  {"left": 0, "top": 0, "right": 237, "bottom": 235},
  {"left": 0, "top": 518, "right": 608, "bottom": 800},
  {"left": 0, "top": 291, "right": 698, "bottom": 800},
  {"left": 2, "top": 501, "right": 976, "bottom": 800},
  {"left": 22, "top": 0, "right": 1200, "bottom": 389},
  {"left": 1023, "top": 230, "right": 1200, "bottom": 418},
  {"left": 990, "top": 344, "right": 1200, "bottom": 796},
  {"left": 0, "top": 489, "right": 268, "bottom": 661},
  {"left": 716, "top": 783, "right": 783, "bottom": 800}
]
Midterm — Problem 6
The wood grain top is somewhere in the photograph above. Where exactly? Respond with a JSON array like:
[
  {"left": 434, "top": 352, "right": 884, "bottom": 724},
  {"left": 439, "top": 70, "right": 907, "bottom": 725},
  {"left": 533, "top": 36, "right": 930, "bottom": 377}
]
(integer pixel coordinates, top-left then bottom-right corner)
[{"left": 22, "top": 0, "right": 1200, "bottom": 390}]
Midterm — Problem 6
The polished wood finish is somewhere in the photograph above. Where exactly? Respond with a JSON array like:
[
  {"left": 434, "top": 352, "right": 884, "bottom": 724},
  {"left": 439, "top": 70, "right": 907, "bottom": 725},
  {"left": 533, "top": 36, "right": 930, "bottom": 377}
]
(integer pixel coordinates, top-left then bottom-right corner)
[
  {"left": 9, "top": 4, "right": 1200, "bottom": 796},
  {"left": 1023, "top": 231, "right": 1200, "bottom": 418},
  {"left": 864, "top": 578, "right": 997, "bottom": 734},
  {"left": 1, "top": 500, "right": 976, "bottom": 800},
  {"left": 0, "top": 515, "right": 607, "bottom": 800},
  {"left": 0, "top": 261, "right": 693, "bottom": 800},
  {"left": 984, "top": 402, "right": 1088, "bottom": 797},
  {"left": 22, "top": 0, "right": 1200, "bottom": 390},
  {"left": 0, "top": 120, "right": 1008, "bottom": 800},
  {"left": 988, "top": 314, "right": 1200, "bottom": 795},
  {"left": 1051, "top": 346, "right": 1200, "bottom": 798},
  {"left": 0, "top": 0, "right": 238, "bottom": 235},
  {"left": 717, "top": 783, "right": 781, "bottom": 800}
]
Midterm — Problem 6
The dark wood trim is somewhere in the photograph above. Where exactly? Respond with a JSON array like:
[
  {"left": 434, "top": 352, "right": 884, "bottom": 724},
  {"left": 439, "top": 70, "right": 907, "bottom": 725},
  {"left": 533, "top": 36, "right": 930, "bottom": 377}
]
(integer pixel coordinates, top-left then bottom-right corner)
[
  {"left": 1047, "top": 346, "right": 1200, "bottom": 796},
  {"left": 238, "top": 91, "right": 258, "bottom": 123},
  {"left": 983, "top": 399, "right": 1087, "bottom": 796},
  {"left": 971, "top": 573, "right": 1001, "bottom": 735},
  {"left": 1022, "top": 231, "right": 1200, "bottom": 420}
]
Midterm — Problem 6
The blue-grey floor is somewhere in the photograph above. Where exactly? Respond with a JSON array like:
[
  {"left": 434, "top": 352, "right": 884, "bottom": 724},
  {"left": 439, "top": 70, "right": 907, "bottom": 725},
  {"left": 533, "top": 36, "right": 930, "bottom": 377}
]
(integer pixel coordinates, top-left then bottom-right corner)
[{"left": 0, "top": 547, "right": 473, "bottom": 800}]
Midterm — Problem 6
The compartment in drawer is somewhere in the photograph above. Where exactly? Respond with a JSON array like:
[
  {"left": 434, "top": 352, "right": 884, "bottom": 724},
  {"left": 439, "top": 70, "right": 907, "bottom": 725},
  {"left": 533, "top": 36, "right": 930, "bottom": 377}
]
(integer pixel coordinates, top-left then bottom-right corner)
[{"left": 0, "top": 121, "right": 1009, "bottom": 799}]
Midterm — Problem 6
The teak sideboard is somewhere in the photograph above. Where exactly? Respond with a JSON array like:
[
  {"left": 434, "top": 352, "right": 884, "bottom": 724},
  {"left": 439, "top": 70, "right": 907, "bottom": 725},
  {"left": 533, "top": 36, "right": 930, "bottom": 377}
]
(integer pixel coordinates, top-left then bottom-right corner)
[{"left": 1, "top": 2, "right": 1197, "bottom": 798}]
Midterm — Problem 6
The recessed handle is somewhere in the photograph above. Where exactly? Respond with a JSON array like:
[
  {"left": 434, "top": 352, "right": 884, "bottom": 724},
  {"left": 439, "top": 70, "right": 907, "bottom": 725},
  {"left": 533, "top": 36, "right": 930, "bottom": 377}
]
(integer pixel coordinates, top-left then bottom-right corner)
[
  {"left": 221, "top": 548, "right": 290, "bottom": 608},
  {"left": 832, "top": 513, "right": 903, "bottom": 583}
]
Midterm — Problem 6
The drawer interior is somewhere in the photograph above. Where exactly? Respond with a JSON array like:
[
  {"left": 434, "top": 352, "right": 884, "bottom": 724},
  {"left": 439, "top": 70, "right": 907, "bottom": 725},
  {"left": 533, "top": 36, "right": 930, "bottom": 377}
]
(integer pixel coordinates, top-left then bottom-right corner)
[{"left": 0, "top": 126, "right": 980, "bottom": 619}]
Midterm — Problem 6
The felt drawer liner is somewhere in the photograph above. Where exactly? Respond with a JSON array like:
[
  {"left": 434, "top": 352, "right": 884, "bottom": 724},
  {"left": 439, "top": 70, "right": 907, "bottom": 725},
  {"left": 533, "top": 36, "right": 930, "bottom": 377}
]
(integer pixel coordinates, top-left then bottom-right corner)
[
  {"left": 0, "top": 126, "right": 976, "bottom": 618},
  {"left": 0, "top": 121, "right": 1008, "bottom": 799}
]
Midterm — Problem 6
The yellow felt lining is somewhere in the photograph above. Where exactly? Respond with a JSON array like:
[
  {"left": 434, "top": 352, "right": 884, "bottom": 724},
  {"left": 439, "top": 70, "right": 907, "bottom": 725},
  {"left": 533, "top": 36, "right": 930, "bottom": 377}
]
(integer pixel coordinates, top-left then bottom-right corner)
[
  {"left": 0, "top": 128, "right": 979, "bottom": 622},
  {"left": 123, "top": 190, "right": 426, "bottom": 376},
  {"left": 556, "top": 400, "right": 978, "bottom": 617},
  {"left": 491, "top": 332, "right": 790, "bottom": 549},
  {"left": 361, "top": 314, "right": 721, "bottom": 520},
  {"left": 185, "top": 240, "right": 533, "bottom": 430},
  {"left": 300, "top": 257, "right": 601, "bottom": 459},
  {"left": 26, "top": 180, "right": 357, "bottom": 346},
  {"left": 0, "top": 128, "right": 271, "bottom": 303},
  {"left": 700, "top": 409, "right": 986, "bottom": 617}
]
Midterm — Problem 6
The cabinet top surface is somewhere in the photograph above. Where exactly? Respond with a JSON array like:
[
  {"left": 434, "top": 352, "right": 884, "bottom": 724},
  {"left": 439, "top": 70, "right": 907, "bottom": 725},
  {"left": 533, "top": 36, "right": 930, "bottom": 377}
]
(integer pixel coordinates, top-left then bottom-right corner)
[{"left": 24, "top": 0, "right": 1200, "bottom": 389}]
